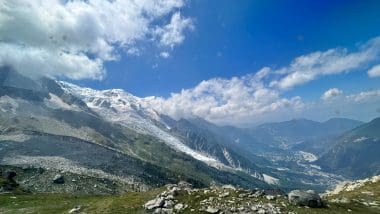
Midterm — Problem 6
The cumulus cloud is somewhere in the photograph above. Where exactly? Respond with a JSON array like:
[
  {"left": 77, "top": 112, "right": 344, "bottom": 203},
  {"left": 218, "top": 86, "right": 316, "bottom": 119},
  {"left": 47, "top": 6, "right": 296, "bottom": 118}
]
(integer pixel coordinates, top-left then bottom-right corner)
[
  {"left": 148, "top": 36, "right": 380, "bottom": 126},
  {"left": 0, "top": 0, "right": 192, "bottom": 79},
  {"left": 368, "top": 64, "right": 380, "bottom": 77},
  {"left": 149, "top": 74, "right": 380, "bottom": 126},
  {"left": 346, "top": 90, "right": 380, "bottom": 102},
  {"left": 271, "top": 37, "right": 380, "bottom": 90},
  {"left": 321, "top": 88, "right": 343, "bottom": 101},
  {"left": 150, "top": 73, "right": 304, "bottom": 125}
]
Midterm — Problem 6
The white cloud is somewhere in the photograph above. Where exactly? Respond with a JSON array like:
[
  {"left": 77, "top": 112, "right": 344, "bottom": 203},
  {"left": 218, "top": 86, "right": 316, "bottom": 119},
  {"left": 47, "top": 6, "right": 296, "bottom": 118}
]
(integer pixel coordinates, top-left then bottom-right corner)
[
  {"left": 149, "top": 74, "right": 304, "bottom": 125},
  {"left": 154, "top": 12, "right": 194, "bottom": 49},
  {"left": 0, "top": 0, "right": 191, "bottom": 80},
  {"left": 147, "top": 73, "right": 380, "bottom": 126},
  {"left": 148, "top": 36, "right": 380, "bottom": 126},
  {"left": 321, "top": 88, "right": 343, "bottom": 101},
  {"left": 346, "top": 90, "right": 380, "bottom": 102},
  {"left": 271, "top": 37, "right": 380, "bottom": 90},
  {"left": 160, "top": 52, "right": 170, "bottom": 58},
  {"left": 368, "top": 64, "right": 380, "bottom": 77}
]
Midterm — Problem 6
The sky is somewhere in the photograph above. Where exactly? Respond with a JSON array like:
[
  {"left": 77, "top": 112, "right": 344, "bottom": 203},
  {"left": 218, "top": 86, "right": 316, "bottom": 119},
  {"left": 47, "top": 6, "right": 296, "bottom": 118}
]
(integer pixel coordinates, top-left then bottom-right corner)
[{"left": 1, "top": 0, "right": 380, "bottom": 126}]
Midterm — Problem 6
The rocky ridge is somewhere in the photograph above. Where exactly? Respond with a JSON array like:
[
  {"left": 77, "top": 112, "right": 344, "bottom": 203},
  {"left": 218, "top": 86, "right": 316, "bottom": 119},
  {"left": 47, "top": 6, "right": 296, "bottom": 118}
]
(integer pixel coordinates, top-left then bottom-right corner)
[{"left": 143, "top": 181, "right": 324, "bottom": 214}]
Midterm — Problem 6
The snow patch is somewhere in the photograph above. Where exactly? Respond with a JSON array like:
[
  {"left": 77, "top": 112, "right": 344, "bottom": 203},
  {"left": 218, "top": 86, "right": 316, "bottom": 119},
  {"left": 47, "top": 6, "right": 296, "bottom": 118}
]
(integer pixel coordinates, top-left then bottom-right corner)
[
  {"left": 299, "top": 151, "right": 318, "bottom": 162},
  {"left": 353, "top": 137, "right": 368, "bottom": 143},
  {"left": 310, "top": 164, "right": 321, "bottom": 170},
  {"left": 276, "top": 167, "right": 290, "bottom": 171},
  {"left": 263, "top": 174, "right": 280, "bottom": 185}
]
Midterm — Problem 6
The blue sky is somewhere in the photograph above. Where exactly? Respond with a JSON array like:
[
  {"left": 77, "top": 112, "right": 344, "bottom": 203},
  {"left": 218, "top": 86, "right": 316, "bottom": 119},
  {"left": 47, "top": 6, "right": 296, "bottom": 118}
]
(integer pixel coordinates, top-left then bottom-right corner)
[
  {"left": 74, "top": 0, "right": 380, "bottom": 98},
  {"left": 1, "top": 0, "right": 380, "bottom": 125}
]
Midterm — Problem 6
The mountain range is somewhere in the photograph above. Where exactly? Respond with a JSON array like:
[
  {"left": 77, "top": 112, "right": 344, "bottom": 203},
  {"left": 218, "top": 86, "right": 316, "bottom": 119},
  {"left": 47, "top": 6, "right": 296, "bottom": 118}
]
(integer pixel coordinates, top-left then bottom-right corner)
[{"left": 1, "top": 67, "right": 379, "bottom": 194}]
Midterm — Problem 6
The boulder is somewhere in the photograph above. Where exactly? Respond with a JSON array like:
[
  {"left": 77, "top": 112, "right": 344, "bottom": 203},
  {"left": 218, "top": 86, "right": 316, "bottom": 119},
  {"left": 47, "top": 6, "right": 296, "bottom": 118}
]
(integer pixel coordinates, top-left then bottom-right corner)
[
  {"left": 68, "top": 205, "right": 81, "bottom": 213},
  {"left": 222, "top": 184, "right": 236, "bottom": 190},
  {"left": 144, "top": 197, "right": 165, "bottom": 210},
  {"left": 205, "top": 206, "right": 219, "bottom": 213},
  {"left": 154, "top": 208, "right": 173, "bottom": 214},
  {"left": 178, "top": 181, "right": 192, "bottom": 189},
  {"left": 163, "top": 200, "right": 174, "bottom": 208},
  {"left": 53, "top": 174, "right": 65, "bottom": 184},
  {"left": 174, "top": 203, "right": 184, "bottom": 210},
  {"left": 288, "top": 190, "right": 323, "bottom": 207}
]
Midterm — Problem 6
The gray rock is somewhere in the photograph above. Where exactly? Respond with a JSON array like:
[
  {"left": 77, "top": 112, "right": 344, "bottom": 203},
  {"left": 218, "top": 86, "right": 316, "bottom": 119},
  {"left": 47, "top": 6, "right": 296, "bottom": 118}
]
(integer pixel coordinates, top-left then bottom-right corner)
[
  {"left": 154, "top": 208, "right": 173, "bottom": 214},
  {"left": 53, "top": 174, "right": 64, "bottom": 184},
  {"left": 178, "top": 181, "right": 192, "bottom": 189},
  {"left": 218, "top": 192, "right": 229, "bottom": 198},
  {"left": 222, "top": 184, "right": 236, "bottom": 190},
  {"left": 68, "top": 205, "right": 81, "bottom": 213},
  {"left": 144, "top": 197, "right": 165, "bottom": 210},
  {"left": 174, "top": 203, "right": 184, "bottom": 210},
  {"left": 163, "top": 200, "right": 174, "bottom": 208},
  {"left": 257, "top": 208, "right": 266, "bottom": 214},
  {"left": 205, "top": 206, "right": 219, "bottom": 213},
  {"left": 288, "top": 190, "right": 323, "bottom": 208}
]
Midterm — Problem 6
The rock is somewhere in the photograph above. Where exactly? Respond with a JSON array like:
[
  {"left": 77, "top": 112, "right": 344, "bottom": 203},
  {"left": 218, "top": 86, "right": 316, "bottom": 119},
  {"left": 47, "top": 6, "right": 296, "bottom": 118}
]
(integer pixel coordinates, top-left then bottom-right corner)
[
  {"left": 68, "top": 205, "right": 81, "bottom": 213},
  {"left": 144, "top": 197, "right": 165, "bottom": 210},
  {"left": 178, "top": 181, "right": 192, "bottom": 189},
  {"left": 53, "top": 174, "right": 64, "bottom": 184},
  {"left": 163, "top": 200, "right": 174, "bottom": 208},
  {"left": 154, "top": 208, "right": 173, "bottom": 214},
  {"left": 174, "top": 203, "right": 184, "bottom": 210},
  {"left": 218, "top": 192, "right": 229, "bottom": 198},
  {"left": 205, "top": 206, "right": 219, "bottom": 213},
  {"left": 288, "top": 190, "right": 323, "bottom": 208},
  {"left": 266, "top": 195, "right": 276, "bottom": 200},
  {"left": 257, "top": 209, "right": 266, "bottom": 214},
  {"left": 222, "top": 184, "right": 236, "bottom": 190},
  {"left": 165, "top": 194, "right": 174, "bottom": 200}
]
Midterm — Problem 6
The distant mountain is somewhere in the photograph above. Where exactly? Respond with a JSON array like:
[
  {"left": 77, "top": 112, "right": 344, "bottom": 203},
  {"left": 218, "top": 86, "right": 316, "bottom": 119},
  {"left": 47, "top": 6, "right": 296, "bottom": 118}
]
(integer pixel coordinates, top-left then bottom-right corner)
[
  {"left": 161, "top": 117, "right": 347, "bottom": 191},
  {"left": 317, "top": 117, "right": 380, "bottom": 179},
  {"left": 249, "top": 118, "right": 363, "bottom": 154}
]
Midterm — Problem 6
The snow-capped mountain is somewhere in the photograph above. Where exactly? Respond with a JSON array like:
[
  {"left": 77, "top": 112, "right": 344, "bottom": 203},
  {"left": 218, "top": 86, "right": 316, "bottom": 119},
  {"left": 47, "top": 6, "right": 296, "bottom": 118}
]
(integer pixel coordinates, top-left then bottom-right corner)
[
  {"left": 0, "top": 68, "right": 268, "bottom": 191},
  {"left": 59, "top": 81, "right": 227, "bottom": 169},
  {"left": 2, "top": 69, "right": 373, "bottom": 192}
]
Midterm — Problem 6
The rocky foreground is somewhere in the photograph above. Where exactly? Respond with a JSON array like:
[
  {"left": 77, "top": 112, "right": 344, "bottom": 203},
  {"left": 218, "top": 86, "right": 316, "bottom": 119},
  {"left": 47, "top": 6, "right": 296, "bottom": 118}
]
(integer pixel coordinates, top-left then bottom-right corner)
[
  {"left": 144, "top": 181, "right": 322, "bottom": 214},
  {"left": 1, "top": 170, "right": 380, "bottom": 213},
  {"left": 143, "top": 177, "right": 380, "bottom": 214}
]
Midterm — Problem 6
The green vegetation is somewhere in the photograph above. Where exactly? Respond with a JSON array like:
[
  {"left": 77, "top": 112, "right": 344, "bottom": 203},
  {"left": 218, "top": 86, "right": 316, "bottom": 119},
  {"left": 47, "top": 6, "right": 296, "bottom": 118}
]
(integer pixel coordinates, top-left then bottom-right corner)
[{"left": 0, "top": 188, "right": 163, "bottom": 214}]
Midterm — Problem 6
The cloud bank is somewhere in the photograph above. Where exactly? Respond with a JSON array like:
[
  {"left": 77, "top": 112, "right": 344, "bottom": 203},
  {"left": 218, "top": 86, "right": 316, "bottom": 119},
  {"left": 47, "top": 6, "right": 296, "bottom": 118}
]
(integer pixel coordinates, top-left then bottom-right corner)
[
  {"left": 150, "top": 37, "right": 380, "bottom": 126},
  {"left": 271, "top": 37, "right": 380, "bottom": 89},
  {"left": 0, "top": 0, "right": 193, "bottom": 79}
]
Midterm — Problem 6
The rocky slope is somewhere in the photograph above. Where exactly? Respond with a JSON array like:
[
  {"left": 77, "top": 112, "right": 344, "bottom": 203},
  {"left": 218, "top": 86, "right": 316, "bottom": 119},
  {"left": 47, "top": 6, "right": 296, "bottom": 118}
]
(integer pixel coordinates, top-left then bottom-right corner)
[
  {"left": 318, "top": 117, "right": 380, "bottom": 179},
  {"left": 0, "top": 68, "right": 268, "bottom": 192}
]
